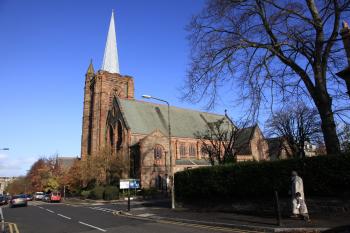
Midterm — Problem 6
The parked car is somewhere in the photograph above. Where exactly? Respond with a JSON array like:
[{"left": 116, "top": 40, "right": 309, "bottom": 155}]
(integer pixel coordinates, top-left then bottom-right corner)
[
  {"left": 43, "top": 194, "right": 50, "bottom": 202},
  {"left": 34, "top": 192, "right": 44, "bottom": 200},
  {"left": 0, "top": 195, "right": 8, "bottom": 205},
  {"left": 50, "top": 191, "right": 61, "bottom": 203},
  {"left": 9, "top": 194, "right": 27, "bottom": 208},
  {"left": 25, "top": 194, "right": 33, "bottom": 201}
]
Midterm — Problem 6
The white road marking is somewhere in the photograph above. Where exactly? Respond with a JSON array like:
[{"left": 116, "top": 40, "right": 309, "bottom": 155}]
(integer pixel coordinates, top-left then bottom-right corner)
[
  {"left": 57, "top": 214, "right": 71, "bottom": 220},
  {"left": 136, "top": 213, "right": 155, "bottom": 217},
  {"left": 89, "top": 207, "right": 115, "bottom": 213},
  {"left": 78, "top": 221, "right": 106, "bottom": 232},
  {"left": 45, "top": 209, "right": 55, "bottom": 213}
]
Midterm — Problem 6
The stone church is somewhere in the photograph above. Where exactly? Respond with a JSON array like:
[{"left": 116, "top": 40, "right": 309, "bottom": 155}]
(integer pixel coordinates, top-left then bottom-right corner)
[{"left": 80, "top": 12, "right": 269, "bottom": 188}]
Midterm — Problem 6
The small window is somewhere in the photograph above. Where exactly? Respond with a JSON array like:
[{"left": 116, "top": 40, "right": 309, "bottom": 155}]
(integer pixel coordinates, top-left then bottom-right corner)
[
  {"left": 179, "top": 143, "right": 186, "bottom": 158},
  {"left": 189, "top": 144, "right": 196, "bottom": 157}
]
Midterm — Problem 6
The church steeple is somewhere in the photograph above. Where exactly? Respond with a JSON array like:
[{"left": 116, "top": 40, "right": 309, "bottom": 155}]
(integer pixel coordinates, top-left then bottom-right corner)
[{"left": 101, "top": 10, "right": 120, "bottom": 74}]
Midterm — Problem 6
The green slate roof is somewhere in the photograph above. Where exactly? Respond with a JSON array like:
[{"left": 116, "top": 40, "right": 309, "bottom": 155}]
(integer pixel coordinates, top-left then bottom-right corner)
[{"left": 118, "top": 98, "right": 227, "bottom": 138}]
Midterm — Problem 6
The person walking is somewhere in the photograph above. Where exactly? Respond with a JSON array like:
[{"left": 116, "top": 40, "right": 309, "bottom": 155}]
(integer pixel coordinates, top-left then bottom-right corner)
[{"left": 290, "top": 171, "right": 310, "bottom": 222}]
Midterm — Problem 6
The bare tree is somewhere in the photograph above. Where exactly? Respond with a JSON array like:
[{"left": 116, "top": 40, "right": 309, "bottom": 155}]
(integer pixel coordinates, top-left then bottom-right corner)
[
  {"left": 195, "top": 115, "right": 250, "bottom": 165},
  {"left": 80, "top": 146, "right": 128, "bottom": 187},
  {"left": 266, "top": 104, "right": 322, "bottom": 157},
  {"left": 184, "top": 0, "right": 350, "bottom": 155},
  {"left": 339, "top": 123, "right": 350, "bottom": 152}
]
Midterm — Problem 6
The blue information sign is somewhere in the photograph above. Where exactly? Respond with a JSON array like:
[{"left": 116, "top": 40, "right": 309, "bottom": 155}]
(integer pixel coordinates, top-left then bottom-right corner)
[{"left": 129, "top": 179, "right": 140, "bottom": 189}]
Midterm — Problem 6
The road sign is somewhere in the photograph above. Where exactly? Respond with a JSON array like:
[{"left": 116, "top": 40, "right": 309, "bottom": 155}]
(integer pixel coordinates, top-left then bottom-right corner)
[
  {"left": 119, "top": 180, "right": 129, "bottom": 189},
  {"left": 129, "top": 179, "right": 140, "bottom": 189},
  {"left": 119, "top": 179, "right": 140, "bottom": 189}
]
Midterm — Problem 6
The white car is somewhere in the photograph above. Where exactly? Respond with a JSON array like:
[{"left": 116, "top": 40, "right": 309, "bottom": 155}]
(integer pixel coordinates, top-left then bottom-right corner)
[{"left": 34, "top": 192, "right": 44, "bottom": 200}]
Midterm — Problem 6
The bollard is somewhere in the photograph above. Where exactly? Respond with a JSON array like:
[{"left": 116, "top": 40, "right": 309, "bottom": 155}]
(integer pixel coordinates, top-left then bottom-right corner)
[
  {"left": 274, "top": 190, "right": 282, "bottom": 226},
  {"left": 127, "top": 188, "right": 131, "bottom": 212}
]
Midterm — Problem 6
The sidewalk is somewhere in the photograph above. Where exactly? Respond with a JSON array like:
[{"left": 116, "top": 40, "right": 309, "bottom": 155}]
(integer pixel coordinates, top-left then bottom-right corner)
[{"left": 116, "top": 199, "right": 350, "bottom": 232}]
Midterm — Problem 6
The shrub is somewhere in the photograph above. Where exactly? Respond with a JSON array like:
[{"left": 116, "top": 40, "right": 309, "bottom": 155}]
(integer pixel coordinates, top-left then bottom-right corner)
[
  {"left": 175, "top": 154, "right": 350, "bottom": 203},
  {"left": 140, "top": 188, "right": 158, "bottom": 198},
  {"left": 81, "top": 190, "right": 90, "bottom": 199},
  {"left": 103, "top": 186, "right": 119, "bottom": 200},
  {"left": 89, "top": 186, "right": 104, "bottom": 200}
]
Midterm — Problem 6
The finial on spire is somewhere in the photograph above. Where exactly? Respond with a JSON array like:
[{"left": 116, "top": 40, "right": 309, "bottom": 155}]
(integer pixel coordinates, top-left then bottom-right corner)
[
  {"left": 101, "top": 10, "right": 120, "bottom": 74},
  {"left": 86, "top": 59, "right": 95, "bottom": 75}
]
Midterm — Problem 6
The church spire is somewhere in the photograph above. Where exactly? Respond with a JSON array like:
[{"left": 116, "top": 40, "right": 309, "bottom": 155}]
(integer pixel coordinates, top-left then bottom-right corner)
[{"left": 101, "top": 10, "right": 120, "bottom": 74}]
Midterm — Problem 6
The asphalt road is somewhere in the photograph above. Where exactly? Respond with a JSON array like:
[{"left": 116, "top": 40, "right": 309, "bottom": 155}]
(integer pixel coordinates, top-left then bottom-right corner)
[{"left": 1, "top": 201, "right": 245, "bottom": 233}]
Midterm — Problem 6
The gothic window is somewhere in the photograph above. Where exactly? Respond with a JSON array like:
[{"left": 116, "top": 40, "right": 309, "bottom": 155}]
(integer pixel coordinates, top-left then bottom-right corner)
[
  {"left": 116, "top": 121, "right": 123, "bottom": 150},
  {"left": 109, "top": 126, "right": 114, "bottom": 147},
  {"left": 154, "top": 145, "right": 163, "bottom": 165},
  {"left": 189, "top": 144, "right": 196, "bottom": 157},
  {"left": 179, "top": 143, "right": 186, "bottom": 158}
]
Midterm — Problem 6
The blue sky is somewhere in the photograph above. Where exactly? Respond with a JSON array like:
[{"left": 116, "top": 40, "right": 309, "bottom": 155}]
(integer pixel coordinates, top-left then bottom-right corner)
[
  {"left": 1, "top": 1, "right": 348, "bottom": 177},
  {"left": 1, "top": 0, "right": 243, "bottom": 176}
]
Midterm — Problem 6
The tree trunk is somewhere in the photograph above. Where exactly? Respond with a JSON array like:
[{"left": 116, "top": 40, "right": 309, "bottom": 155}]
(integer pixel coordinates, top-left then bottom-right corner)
[{"left": 315, "top": 95, "right": 341, "bottom": 155}]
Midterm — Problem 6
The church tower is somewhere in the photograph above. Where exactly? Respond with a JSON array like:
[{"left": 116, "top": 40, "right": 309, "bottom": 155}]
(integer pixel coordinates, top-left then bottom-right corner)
[{"left": 81, "top": 11, "right": 134, "bottom": 159}]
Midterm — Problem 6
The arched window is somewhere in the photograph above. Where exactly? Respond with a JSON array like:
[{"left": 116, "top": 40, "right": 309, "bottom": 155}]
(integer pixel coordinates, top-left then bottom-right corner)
[
  {"left": 109, "top": 126, "right": 114, "bottom": 147},
  {"left": 179, "top": 143, "right": 186, "bottom": 158},
  {"left": 154, "top": 145, "right": 163, "bottom": 165},
  {"left": 116, "top": 121, "right": 123, "bottom": 150},
  {"left": 154, "top": 145, "right": 162, "bottom": 160},
  {"left": 189, "top": 144, "right": 196, "bottom": 157}
]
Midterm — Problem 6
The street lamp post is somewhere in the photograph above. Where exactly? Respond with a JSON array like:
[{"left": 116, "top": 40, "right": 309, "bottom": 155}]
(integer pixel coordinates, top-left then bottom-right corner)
[{"left": 142, "top": 94, "right": 175, "bottom": 209}]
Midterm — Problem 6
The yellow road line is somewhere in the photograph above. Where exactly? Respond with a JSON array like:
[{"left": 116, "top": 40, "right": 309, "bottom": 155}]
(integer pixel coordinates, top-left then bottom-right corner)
[
  {"left": 116, "top": 213, "right": 263, "bottom": 233},
  {"left": 5, "top": 222, "right": 20, "bottom": 233},
  {"left": 13, "top": 223, "right": 19, "bottom": 233},
  {"left": 8, "top": 222, "right": 13, "bottom": 233},
  {"left": 157, "top": 219, "right": 262, "bottom": 233}
]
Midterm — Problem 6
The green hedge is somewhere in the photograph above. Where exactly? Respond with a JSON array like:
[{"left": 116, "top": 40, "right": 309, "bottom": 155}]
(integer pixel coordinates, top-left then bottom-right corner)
[
  {"left": 103, "top": 186, "right": 119, "bottom": 200},
  {"left": 89, "top": 186, "right": 105, "bottom": 199},
  {"left": 81, "top": 190, "right": 90, "bottom": 199},
  {"left": 175, "top": 154, "right": 350, "bottom": 203}
]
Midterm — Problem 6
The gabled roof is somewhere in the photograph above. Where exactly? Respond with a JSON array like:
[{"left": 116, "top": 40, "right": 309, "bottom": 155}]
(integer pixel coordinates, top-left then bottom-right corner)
[
  {"left": 56, "top": 157, "right": 78, "bottom": 171},
  {"left": 117, "top": 98, "right": 228, "bottom": 138},
  {"left": 233, "top": 125, "right": 257, "bottom": 155},
  {"left": 266, "top": 137, "right": 288, "bottom": 159}
]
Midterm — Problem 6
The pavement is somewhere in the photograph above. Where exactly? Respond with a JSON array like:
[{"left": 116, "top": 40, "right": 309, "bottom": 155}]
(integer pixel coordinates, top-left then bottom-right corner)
[{"left": 65, "top": 197, "right": 350, "bottom": 233}]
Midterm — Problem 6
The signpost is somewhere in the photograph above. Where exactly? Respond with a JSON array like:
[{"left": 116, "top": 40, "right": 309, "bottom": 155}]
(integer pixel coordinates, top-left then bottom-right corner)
[{"left": 119, "top": 179, "right": 140, "bottom": 211}]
